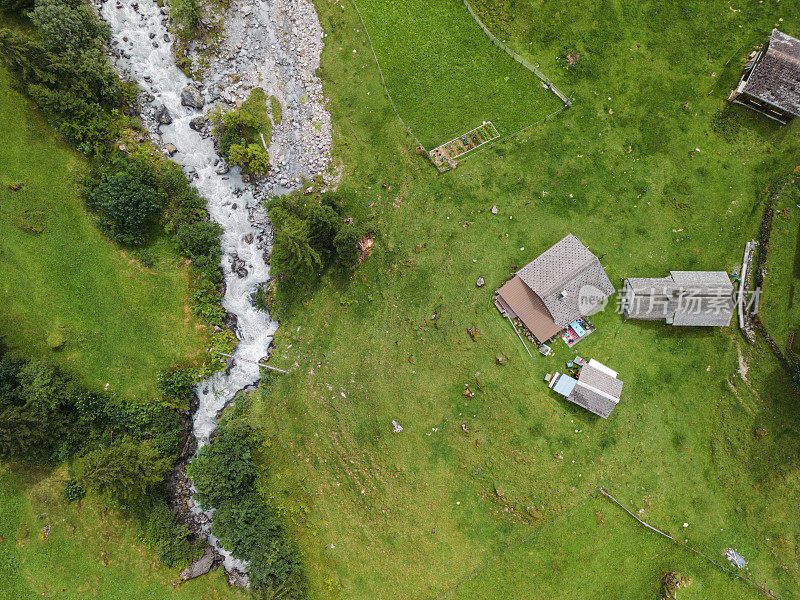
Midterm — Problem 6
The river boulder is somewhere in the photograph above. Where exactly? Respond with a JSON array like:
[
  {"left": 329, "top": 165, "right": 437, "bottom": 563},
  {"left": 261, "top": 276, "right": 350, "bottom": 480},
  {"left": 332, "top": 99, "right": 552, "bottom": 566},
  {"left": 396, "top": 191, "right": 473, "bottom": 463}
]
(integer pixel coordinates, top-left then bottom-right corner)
[
  {"left": 189, "top": 115, "right": 206, "bottom": 131},
  {"left": 155, "top": 104, "right": 172, "bottom": 124},
  {"left": 179, "top": 546, "right": 215, "bottom": 581},
  {"left": 181, "top": 85, "right": 205, "bottom": 109}
]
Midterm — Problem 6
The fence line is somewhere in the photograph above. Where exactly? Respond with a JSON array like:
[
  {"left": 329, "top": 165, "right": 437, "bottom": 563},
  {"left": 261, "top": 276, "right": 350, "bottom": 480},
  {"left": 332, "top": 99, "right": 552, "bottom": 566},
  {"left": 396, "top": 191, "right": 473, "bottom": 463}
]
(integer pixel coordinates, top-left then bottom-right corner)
[
  {"left": 349, "top": 0, "right": 570, "bottom": 171},
  {"left": 456, "top": 103, "right": 570, "bottom": 163},
  {"left": 348, "top": 0, "right": 428, "bottom": 156},
  {"left": 461, "top": 0, "right": 571, "bottom": 107},
  {"left": 599, "top": 487, "right": 782, "bottom": 600}
]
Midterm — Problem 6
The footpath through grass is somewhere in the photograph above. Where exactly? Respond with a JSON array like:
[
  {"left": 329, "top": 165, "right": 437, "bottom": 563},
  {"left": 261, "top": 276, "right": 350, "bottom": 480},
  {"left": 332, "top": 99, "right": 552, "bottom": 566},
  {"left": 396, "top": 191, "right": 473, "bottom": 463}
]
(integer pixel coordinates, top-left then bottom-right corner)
[
  {"left": 0, "top": 61, "right": 208, "bottom": 400},
  {"left": 250, "top": 0, "right": 800, "bottom": 598},
  {"left": 347, "top": 0, "right": 562, "bottom": 147}
]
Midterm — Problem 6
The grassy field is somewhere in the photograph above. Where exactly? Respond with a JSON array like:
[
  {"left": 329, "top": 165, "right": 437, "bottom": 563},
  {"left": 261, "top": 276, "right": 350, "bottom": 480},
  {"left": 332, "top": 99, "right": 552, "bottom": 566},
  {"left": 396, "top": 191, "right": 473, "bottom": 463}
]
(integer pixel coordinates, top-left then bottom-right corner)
[
  {"left": 246, "top": 0, "right": 800, "bottom": 598},
  {"left": 0, "top": 463, "right": 246, "bottom": 600},
  {"left": 0, "top": 61, "right": 208, "bottom": 400},
  {"left": 760, "top": 179, "right": 800, "bottom": 352},
  {"left": 449, "top": 494, "right": 769, "bottom": 600},
  {"left": 345, "top": 0, "right": 563, "bottom": 148}
]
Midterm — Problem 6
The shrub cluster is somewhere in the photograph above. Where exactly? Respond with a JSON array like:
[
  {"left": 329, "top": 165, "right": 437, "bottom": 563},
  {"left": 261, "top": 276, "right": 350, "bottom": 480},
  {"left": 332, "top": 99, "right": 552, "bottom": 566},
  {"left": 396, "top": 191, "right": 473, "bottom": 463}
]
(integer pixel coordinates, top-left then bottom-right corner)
[
  {"left": 210, "top": 91, "right": 271, "bottom": 176},
  {"left": 0, "top": 0, "right": 130, "bottom": 154},
  {"left": 188, "top": 420, "right": 305, "bottom": 597},
  {"left": 0, "top": 347, "right": 202, "bottom": 565},
  {"left": 267, "top": 186, "right": 363, "bottom": 310}
]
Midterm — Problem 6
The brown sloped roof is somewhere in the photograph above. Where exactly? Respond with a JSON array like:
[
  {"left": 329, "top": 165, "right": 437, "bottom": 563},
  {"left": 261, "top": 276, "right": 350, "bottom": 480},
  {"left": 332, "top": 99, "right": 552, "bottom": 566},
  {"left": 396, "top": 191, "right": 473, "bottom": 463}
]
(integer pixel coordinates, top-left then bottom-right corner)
[{"left": 497, "top": 275, "right": 562, "bottom": 343}]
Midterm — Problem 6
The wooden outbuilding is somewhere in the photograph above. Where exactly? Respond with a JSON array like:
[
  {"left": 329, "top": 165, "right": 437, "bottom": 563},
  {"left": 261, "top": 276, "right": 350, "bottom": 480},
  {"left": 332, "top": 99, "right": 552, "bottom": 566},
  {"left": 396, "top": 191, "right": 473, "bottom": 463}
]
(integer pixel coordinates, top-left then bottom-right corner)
[{"left": 729, "top": 29, "right": 800, "bottom": 124}]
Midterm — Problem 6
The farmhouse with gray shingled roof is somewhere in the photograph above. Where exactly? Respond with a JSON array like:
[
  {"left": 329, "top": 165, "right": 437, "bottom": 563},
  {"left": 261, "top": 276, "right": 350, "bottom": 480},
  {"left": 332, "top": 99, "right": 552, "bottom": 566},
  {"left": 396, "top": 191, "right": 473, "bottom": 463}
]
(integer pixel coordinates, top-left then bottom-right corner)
[
  {"left": 729, "top": 29, "right": 800, "bottom": 124},
  {"left": 621, "top": 271, "right": 735, "bottom": 326},
  {"left": 496, "top": 234, "right": 614, "bottom": 343}
]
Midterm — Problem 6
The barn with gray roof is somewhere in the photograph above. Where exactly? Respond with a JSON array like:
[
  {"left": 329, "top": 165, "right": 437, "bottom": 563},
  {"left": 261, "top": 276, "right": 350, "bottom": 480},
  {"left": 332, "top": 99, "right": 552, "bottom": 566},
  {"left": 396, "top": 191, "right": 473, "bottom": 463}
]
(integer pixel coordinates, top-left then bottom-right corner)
[
  {"left": 621, "top": 271, "right": 735, "bottom": 327},
  {"left": 496, "top": 234, "right": 614, "bottom": 342},
  {"left": 729, "top": 29, "right": 800, "bottom": 124}
]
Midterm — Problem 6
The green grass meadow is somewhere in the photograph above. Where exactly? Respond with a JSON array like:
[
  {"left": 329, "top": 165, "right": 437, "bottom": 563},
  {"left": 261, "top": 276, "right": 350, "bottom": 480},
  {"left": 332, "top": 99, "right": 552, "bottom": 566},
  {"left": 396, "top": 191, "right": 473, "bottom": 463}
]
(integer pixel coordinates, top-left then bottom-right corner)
[
  {"left": 0, "top": 61, "right": 208, "bottom": 400},
  {"left": 0, "top": 34, "right": 229, "bottom": 597},
  {"left": 0, "top": 464, "right": 245, "bottom": 600},
  {"left": 249, "top": 0, "right": 800, "bottom": 598},
  {"left": 346, "top": 0, "right": 563, "bottom": 147},
  {"left": 760, "top": 179, "right": 800, "bottom": 352}
]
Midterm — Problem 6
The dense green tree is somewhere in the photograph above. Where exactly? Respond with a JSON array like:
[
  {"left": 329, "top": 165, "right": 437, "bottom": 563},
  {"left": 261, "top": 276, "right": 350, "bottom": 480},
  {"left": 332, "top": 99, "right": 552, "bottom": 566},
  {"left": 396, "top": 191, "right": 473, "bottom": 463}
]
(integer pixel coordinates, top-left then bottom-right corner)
[
  {"left": 0, "top": 0, "right": 35, "bottom": 15},
  {"left": 0, "top": 356, "right": 78, "bottom": 458},
  {"left": 0, "top": 0, "right": 123, "bottom": 153},
  {"left": 144, "top": 502, "right": 196, "bottom": 566},
  {"left": 214, "top": 494, "right": 304, "bottom": 593},
  {"left": 187, "top": 422, "right": 256, "bottom": 508},
  {"left": 307, "top": 203, "right": 340, "bottom": 257},
  {"left": 30, "top": 0, "right": 107, "bottom": 57},
  {"left": 91, "top": 172, "right": 163, "bottom": 245},
  {"left": 228, "top": 142, "right": 269, "bottom": 175},
  {"left": 175, "top": 219, "right": 223, "bottom": 260},
  {"left": 170, "top": 0, "right": 201, "bottom": 34},
  {"left": 74, "top": 437, "right": 169, "bottom": 504},
  {"left": 156, "top": 366, "right": 195, "bottom": 408},
  {"left": 270, "top": 216, "right": 321, "bottom": 276},
  {"left": 333, "top": 224, "right": 361, "bottom": 269}
]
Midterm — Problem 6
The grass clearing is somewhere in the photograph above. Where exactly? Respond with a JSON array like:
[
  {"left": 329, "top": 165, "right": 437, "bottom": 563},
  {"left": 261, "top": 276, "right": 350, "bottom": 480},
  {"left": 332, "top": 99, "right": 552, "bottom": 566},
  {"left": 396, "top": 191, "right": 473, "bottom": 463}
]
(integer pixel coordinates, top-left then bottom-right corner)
[
  {"left": 448, "top": 494, "right": 768, "bottom": 600},
  {"left": 0, "top": 463, "right": 245, "bottom": 600},
  {"left": 760, "top": 180, "right": 800, "bottom": 352},
  {"left": 249, "top": 0, "right": 800, "bottom": 598},
  {"left": 347, "top": 0, "right": 563, "bottom": 147},
  {"left": 0, "top": 61, "right": 208, "bottom": 400}
]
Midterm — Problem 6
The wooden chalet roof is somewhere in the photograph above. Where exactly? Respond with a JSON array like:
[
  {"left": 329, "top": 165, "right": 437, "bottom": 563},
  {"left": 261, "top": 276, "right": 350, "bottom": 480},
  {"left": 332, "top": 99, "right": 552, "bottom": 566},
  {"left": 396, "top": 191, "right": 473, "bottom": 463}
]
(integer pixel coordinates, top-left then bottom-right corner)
[
  {"left": 741, "top": 30, "right": 800, "bottom": 117},
  {"left": 497, "top": 275, "right": 561, "bottom": 343}
]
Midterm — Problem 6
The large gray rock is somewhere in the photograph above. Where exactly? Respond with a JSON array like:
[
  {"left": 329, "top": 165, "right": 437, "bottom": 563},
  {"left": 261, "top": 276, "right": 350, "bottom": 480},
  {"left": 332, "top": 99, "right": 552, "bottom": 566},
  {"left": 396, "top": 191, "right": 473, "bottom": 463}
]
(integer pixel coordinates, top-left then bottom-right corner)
[
  {"left": 179, "top": 547, "right": 215, "bottom": 581},
  {"left": 181, "top": 85, "right": 205, "bottom": 109},
  {"left": 189, "top": 115, "right": 206, "bottom": 131},
  {"left": 155, "top": 104, "right": 172, "bottom": 124}
]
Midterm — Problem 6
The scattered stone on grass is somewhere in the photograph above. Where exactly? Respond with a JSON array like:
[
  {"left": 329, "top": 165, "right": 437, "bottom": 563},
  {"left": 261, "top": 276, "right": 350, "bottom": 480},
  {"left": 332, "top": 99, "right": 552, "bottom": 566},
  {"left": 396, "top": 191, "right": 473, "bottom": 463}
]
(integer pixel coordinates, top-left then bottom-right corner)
[
  {"left": 491, "top": 205, "right": 498, "bottom": 214},
  {"left": 392, "top": 420, "right": 403, "bottom": 433},
  {"left": 476, "top": 277, "right": 485, "bottom": 287},
  {"left": 463, "top": 387, "right": 474, "bottom": 398},
  {"left": 660, "top": 571, "right": 691, "bottom": 599}
]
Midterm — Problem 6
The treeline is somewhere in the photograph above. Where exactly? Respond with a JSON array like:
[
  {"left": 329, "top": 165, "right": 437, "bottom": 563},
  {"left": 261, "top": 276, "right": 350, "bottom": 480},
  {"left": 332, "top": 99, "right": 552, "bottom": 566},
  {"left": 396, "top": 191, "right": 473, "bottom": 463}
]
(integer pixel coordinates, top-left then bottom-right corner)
[
  {"left": 0, "top": 0, "right": 230, "bottom": 362},
  {"left": 0, "top": 348, "right": 201, "bottom": 566},
  {"left": 265, "top": 183, "right": 366, "bottom": 315},
  {"left": 0, "top": 0, "right": 128, "bottom": 154},
  {"left": 188, "top": 413, "right": 305, "bottom": 598}
]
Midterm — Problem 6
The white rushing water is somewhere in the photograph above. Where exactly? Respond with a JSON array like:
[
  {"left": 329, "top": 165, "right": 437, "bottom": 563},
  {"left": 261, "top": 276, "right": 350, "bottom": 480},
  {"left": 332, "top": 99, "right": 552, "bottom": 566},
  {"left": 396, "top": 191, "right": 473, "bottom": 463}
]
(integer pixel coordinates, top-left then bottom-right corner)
[{"left": 97, "top": 0, "right": 332, "bottom": 576}]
